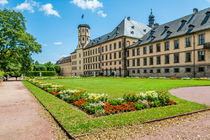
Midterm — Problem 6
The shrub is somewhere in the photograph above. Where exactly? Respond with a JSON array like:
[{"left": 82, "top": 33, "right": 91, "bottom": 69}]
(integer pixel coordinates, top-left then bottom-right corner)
[
  {"left": 0, "top": 71, "right": 4, "bottom": 78},
  {"left": 108, "top": 98, "right": 124, "bottom": 105},
  {"left": 27, "top": 71, "right": 56, "bottom": 77},
  {"left": 133, "top": 102, "right": 146, "bottom": 110}
]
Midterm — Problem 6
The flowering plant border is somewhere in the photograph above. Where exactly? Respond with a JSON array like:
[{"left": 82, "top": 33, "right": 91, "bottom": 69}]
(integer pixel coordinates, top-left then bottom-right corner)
[{"left": 27, "top": 78, "right": 177, "bottom": 116}]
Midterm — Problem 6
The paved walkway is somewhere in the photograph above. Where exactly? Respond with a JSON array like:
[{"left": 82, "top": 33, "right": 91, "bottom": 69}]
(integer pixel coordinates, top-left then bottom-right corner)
[
  {"left": 0, "top": 81, "right": 64, "bottom": 140},
  {"left": 169, "top": 86, "right": 210, "bottom": 106}
]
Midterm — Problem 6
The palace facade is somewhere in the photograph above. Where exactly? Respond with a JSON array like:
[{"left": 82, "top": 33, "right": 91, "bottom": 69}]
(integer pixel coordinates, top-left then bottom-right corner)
[{"left": 57, "top": 8, "right": 210, "bottom": 77}]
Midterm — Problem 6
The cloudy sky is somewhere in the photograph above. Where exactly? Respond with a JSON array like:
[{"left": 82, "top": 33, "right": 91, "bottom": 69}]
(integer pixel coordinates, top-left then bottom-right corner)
[{"left": 0, "top": 0, "right": 210, "bottom": 64}]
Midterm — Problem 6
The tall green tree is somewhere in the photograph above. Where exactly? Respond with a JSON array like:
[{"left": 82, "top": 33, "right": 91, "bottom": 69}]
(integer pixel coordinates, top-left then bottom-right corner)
[{"left": 0, "top": 9, "right": 42, "bottom": 75}]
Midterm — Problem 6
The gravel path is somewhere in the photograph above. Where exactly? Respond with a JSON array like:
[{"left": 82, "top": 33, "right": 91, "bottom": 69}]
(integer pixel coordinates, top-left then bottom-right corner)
[
  {"left": 169, "top": 86, "right": 210, "bottom": 106},
  {"left": 0, "top": 81, "right": 68, "bottom": 140}
]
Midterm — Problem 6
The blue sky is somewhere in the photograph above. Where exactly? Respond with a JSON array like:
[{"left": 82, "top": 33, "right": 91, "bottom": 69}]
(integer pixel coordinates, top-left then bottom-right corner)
[{"left": 0, "top": 0, "right": 210, "bottom": 64}]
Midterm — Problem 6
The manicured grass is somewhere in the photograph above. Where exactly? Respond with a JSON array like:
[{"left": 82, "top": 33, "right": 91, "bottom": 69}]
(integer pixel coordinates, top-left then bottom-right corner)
[
  {"left": 23, "top": 78, "right": 209, "bottom": 135},
  {"left": 43, "top": 77, "right": 210, "bottom": 98}
]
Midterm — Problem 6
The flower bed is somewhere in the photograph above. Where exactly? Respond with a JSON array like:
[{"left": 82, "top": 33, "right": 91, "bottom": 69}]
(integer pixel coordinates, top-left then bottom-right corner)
[{"left": 27, "top": 78, "right": 177, "bottom": 116}]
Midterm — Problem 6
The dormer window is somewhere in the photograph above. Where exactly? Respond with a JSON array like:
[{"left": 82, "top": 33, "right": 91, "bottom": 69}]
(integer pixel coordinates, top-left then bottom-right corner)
[
  {"left": 177, "top": 20, "right": 187, "bottom": 32},
  {"left": 150, "top": 36, "right": 155, "bottom": 42},
  {"left": 201, "top": 11, "right": 210, "bottom": 25},
  {"left": 161, "top": 26, "right": 169, "bottom": 36},
  {"left": 165, "top": 31, "right": 172, "bottom": 39},
  {"left": 143, "top": 29, "right": 147, "bottom": 32},
  {"left": 131, "top": 31, "right": 134, "bottom": 34},
  {"left": 131, "top": 26, "right": 135, "bottom": 29},
  {"left": 186, "top": 24, "right": 194, "bottom": 34},
  {"left": 187, "top": 14, "right": 195, "bottom": 24}
]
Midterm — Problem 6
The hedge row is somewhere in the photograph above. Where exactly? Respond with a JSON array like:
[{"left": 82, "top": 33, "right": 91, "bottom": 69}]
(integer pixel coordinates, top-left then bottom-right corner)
[{"left": 27, "top": 71, "right": 56, "bottom": 77}]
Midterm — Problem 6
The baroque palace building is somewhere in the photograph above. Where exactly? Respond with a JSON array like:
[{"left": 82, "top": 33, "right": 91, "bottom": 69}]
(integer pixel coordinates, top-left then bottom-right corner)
[{"left": 57, "top": 7, "right": 210, "bottom": 77}]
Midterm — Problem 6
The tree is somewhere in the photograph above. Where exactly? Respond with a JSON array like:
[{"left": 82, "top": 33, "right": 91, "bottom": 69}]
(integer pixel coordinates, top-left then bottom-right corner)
[
  {"left": 0, "top": 9, "right": 42, "bottom": 75},
  {"left": 54, "top": 65, "right": 61, "bottom": 74}
]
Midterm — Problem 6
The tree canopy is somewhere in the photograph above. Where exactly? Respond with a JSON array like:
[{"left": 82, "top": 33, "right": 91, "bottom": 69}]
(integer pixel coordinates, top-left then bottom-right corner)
[
  {"left": 0, "top": 9, "right": 42, "bottom": 75},
  {"left": 32, "top": 61, "right": 61, "bottom": 74}
]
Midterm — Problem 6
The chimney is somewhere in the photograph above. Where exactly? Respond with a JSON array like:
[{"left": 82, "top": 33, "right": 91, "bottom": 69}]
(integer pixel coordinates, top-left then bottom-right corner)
[
  {"left": 152, "top": 23, "right": 159, "bottom": 28},
  {"left": 127, "top": 17, "right": 131, "bottom": 21},
  {"left": 193, "top": 8, "right": 198, "bottom": 14}
]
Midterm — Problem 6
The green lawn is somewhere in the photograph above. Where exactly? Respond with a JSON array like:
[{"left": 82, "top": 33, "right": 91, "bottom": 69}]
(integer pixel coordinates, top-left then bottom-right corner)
[
  {"left": 23, "top": 78, "right": 210, "bottom": 135},
  {"left": 43, "top": 77, "right": 210, "bottom": 98}
]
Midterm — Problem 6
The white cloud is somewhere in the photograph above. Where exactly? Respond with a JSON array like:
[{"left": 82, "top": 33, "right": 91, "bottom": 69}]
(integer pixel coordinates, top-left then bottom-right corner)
[
  {"left": 97, "top": 10, "right": 107, "bottom": 18},
  {"left": 71, "top": 0, "right": 103, "bottom": 11},
  {"left": 207, "top": 0, "right": 210, "bottom": 2},
  {"left": 15, "top": 0, "right": 38, "bottom": 13},
  {"left": 39, "top": 3, "right": 60, "bottom": 17},
  {"left": 0, "top": 0, "right": 8, "bottom": 6},
  {"left": 54, "top": 42, "right": 63, "bottom": 45}
]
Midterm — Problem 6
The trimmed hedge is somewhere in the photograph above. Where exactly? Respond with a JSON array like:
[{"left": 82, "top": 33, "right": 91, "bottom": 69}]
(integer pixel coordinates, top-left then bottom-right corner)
[{"left": 27, "top": 71, "right": 56, "bottom": 77}]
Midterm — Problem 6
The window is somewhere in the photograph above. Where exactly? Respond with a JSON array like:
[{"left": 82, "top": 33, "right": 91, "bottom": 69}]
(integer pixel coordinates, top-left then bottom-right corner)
[
  {"left": 95, "top": 48, "right": 97, "bottom": 54},
  {"left": 186, "top": 68, "right": 191, "bottom": 73},
  {"left": 150, "top": 70, "right": 153, "bottom": 73},
  {"left": 137, "top": 69, "right": 140, "bottom": 73},
  {"left": 201, "top": 12, "right": 210, "bottom": 25},
  {"left": 144, "top": 58, "right": 147, "bottom": 66},
  {"left": 132, "top": 59, "right": 135, "bottom": 66},
  {"left": 185, "top": 52, "right": 191, "bottom": 62},
  {"left": 114, "top": 52, "right": 117, "bottom": 59},
  {"left": 174, "top": 40, "right": 179, "bottom": 49},
  {"left": 110, "top": 44, "right": 112, "bottom": 50},
  {"left": 149, "top": 57, "right": 153, "bottom": 65},
  {"left": 114, "top": 61, "right": 116, "bottom": 65},
  {"left": 149, "top": 45, "right": 153, "bottom": 53},
  {"left": 161, "top": 26, "right": 169, "bottom": 35},
  {"left": 98, "top": 47, "right": 101, "bottom": 53},
  {"left": 174, "top": 53, "right": 179, "bottom": 63},
  {"left": 143, "top": 47, "right": 147, "bottom": 54},
  {"left": 174, "top": 68, "right": 179, "bottom": 73},
  {"left": 106, "top": 54, "right": 108, "bottom": 60},
  {"left": 118, "top": 42, "right": 122, "bottom": 48},
  {"left": 119, "top": 61, "right": 121, "bottom": 64},
  {"left": 157, "top": 69, "right": 161, "bottom": 73},
  {"left": 165, "top": 55, "right": 170, "bottom": 64},
  {"left": 127, "top": 60, "right": 130, "bottom": 66},
  {"left": 132, "top": 49, "right": 135, "bottom": 56},
  {"left": 198, "top": 34, "right": 205, "bottom": 45},
  {"left": 198, "top": 50, "right": 205, "bottom": 61},
  {"left": 114, "top": 43, "right": 116, "bottom": 49},
  {"left": 132, "top": 70, "right": 135, "bottom": 74},
  {"left": 165, "top": 41, "right": 169, "bottom": 51},
  {"left": 198, "top": 67, "right": 205, "bottom": 72},
  {"left": 157, "top": 56, "right": 161, "bottom": 65},
  {"left": 109, "top": 53, "right": 112, "bottom": 59},
  {"left": 102, "top": 46, "right": 104, "bottom": 52},
  {"left": 186, "top": 37, "right": 191, "bottom": 47},
  {"left": 165, "top": 69, "right": 170, "bottom": 73},
  {"left": 137, "top": 48, "right": 140, "bottom": 55},
  {"left": 127, "top": 50, "right": 129, "bottom": 57},
  {"left": 156, "top": 43, "right": 161, "bottom": 52},
  {"left": 137, "top": 58, "right": 140, "bottom": 66},
  {"left": 119, "top": 52, "right": 121, "bottom": 58},
  {"left": 105, "top": 45, "right": 108, "bottom": 51},
  {"left": 110, "top": 62, "right": 112, "bottom": 65},
  {"left": 177, "top": 20, "right": 186, "bottom": 32},
  {"left": 144, "top": 70, "right": 147, "bottom": 73}
]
